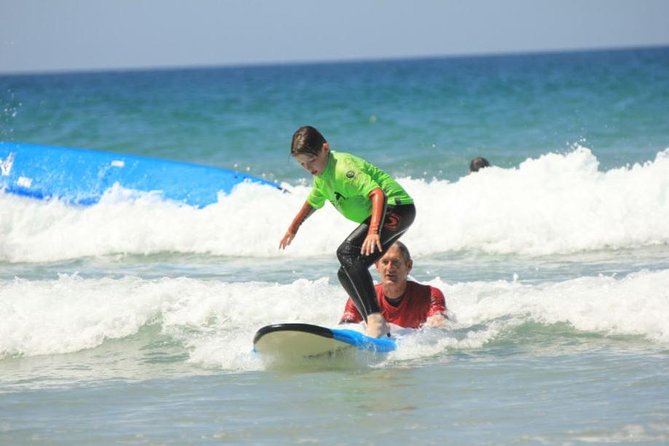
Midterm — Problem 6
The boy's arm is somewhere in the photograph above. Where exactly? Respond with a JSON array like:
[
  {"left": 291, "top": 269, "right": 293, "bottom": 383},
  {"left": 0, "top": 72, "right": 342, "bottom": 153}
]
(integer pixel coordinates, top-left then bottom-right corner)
[
  {"left": 361, "top": 187, "right": 386, "bottom": 255},
  {"left": 279, "top": 201, "right": 315, "bottom": 249}
]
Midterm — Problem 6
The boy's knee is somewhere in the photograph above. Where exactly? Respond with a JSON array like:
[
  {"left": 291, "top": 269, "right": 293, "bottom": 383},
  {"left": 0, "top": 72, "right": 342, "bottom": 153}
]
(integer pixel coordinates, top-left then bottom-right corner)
[{"left": 336, "top": 241, "right": 358, "bottom": 267}]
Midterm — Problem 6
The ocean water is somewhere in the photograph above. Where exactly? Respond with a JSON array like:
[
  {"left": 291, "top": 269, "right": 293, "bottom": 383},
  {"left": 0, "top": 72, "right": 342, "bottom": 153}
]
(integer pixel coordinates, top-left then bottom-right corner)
[{"left": 1, "top": 47, "right": 669, "bottom": 444}]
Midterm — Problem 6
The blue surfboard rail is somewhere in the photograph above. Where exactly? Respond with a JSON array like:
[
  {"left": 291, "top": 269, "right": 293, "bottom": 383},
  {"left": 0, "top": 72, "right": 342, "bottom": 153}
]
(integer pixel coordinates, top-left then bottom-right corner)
[
  {"left": 0, "top": 142, "right": 282, "bottom": 207},
  {"left": 331, "top": 328, "right": 397, "bottom": 352}
]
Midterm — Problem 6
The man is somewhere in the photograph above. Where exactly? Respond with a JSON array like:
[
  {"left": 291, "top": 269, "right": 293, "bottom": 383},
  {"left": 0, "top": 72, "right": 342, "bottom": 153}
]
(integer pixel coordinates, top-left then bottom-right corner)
[
  {"left": 339, "top": 241, "right": 449, "bottom": 329},
  {"left": 469, "top": 156, "right": 491, "bottom": 173}
]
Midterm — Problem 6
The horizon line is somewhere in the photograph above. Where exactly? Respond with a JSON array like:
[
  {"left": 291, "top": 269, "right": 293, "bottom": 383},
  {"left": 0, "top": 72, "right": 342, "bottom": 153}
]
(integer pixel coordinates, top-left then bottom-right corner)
[{"left": 1, "top": 43, "right": 668, "bottom": 77}]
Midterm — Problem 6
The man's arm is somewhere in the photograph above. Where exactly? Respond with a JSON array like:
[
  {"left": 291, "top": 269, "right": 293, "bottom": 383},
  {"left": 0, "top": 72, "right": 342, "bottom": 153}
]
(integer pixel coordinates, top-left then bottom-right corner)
[
  {"left": 425, "top": 286, "right": 448, "bottom": 327},
  {"left": 339, "top": 298, "right": 364, "bottom": 324}
]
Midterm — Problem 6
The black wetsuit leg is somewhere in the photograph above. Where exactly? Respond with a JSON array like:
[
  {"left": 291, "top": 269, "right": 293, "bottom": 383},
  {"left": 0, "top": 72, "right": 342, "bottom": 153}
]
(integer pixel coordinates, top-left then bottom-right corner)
[{"left": 336, "top": 204, "right": 416, "bottom": 320}]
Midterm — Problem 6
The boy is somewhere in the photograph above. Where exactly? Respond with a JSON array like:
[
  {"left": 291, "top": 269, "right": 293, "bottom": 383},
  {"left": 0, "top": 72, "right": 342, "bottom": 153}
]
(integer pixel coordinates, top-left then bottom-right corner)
[{"left": 279, "top": 126, "right": 415, "bottom": 337}]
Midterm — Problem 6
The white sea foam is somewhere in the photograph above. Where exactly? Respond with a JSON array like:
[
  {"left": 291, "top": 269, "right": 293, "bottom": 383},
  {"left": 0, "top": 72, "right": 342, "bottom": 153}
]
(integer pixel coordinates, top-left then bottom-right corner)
[
  {"left": 407, "top": 145, "right": 669, "bottom": 256},
  {"left": 2, "top": 268, "right": 667, "bottom": 370},
  {"left": 1, "top": 147, "right": 668, "bottom": 263}
]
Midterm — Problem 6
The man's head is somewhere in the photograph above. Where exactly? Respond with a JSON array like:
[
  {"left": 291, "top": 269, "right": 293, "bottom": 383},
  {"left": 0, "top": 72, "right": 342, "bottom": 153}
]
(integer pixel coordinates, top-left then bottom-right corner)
[
  {"left": 469, "top": 156, "right": 490, "bottom": 173},
  {"left": 375, "top": 241, "right": 413, "bottom": 287}
]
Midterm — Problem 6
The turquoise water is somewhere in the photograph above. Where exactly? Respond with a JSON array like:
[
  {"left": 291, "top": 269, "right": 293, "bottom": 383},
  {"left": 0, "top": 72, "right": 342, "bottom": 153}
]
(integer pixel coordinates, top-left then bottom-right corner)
[{"left": 1, "top": 47, "right": 669, "bottom": 444}]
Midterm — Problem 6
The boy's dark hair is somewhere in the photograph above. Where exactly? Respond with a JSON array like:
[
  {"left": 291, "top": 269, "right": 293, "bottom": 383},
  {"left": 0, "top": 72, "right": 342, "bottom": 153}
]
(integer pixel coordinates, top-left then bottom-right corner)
[
  {"left": 291, "top": 126, "right": 327, "bottom": 156},
  {"left": 469, "top": 157, "right": 491, "bottom": 172}
]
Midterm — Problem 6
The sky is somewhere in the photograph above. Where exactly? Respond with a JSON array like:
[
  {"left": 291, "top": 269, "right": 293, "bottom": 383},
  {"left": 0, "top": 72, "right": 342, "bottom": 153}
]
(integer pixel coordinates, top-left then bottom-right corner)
[{"left": 1, "top": 0, "right": 669, "bottom": 74}]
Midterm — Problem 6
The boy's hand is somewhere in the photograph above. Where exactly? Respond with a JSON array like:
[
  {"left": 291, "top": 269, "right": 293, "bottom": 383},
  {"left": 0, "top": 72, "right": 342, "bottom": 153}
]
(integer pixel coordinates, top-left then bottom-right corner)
[
  {"left": 279, "top": 231, "right": 295, "bottom": 250},
  {"left": 361, "top": 233, "right": 382, "bottom": 256}
]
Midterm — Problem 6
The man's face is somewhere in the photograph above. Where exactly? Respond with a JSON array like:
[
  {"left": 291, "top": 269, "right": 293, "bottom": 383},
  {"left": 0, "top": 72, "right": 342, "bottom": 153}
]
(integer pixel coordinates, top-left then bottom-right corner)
[{"left": 375, "top": 245, "right": 412, "bottom": 286}]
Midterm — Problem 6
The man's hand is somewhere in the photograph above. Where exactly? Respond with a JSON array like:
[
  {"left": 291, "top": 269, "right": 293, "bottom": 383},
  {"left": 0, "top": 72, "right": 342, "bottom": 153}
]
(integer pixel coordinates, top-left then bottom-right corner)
[{"left": 425, "top": 313, "right": 447, "bottom": 328}]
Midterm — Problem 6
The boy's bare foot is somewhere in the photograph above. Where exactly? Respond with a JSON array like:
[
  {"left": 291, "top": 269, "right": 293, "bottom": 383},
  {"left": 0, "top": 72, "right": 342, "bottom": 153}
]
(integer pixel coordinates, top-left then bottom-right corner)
[{"left": 365, "top": 313, "right": 390, "bottom": 338}]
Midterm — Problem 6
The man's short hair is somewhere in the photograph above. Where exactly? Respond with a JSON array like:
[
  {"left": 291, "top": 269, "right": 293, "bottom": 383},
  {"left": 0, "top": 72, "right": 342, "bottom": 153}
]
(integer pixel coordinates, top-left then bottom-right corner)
[{"left": 393, "top": 241, "right": 411, "bottom": 263}]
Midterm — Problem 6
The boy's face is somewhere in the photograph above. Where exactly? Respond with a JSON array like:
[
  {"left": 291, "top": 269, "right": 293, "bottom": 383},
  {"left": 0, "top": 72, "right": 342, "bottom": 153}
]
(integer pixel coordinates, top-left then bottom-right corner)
[{"left": 294, "top": 143, "right": 329, "bottom": 176}]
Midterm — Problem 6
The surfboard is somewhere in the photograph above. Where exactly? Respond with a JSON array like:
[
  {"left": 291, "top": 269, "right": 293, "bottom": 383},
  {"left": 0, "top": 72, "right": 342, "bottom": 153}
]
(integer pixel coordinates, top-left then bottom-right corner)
[
  {"left": 253, "top": 323, "right": 396, "bottom": 367},
  {"left": 0, "top": 142, "right": 281, "bottom": 207}
]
